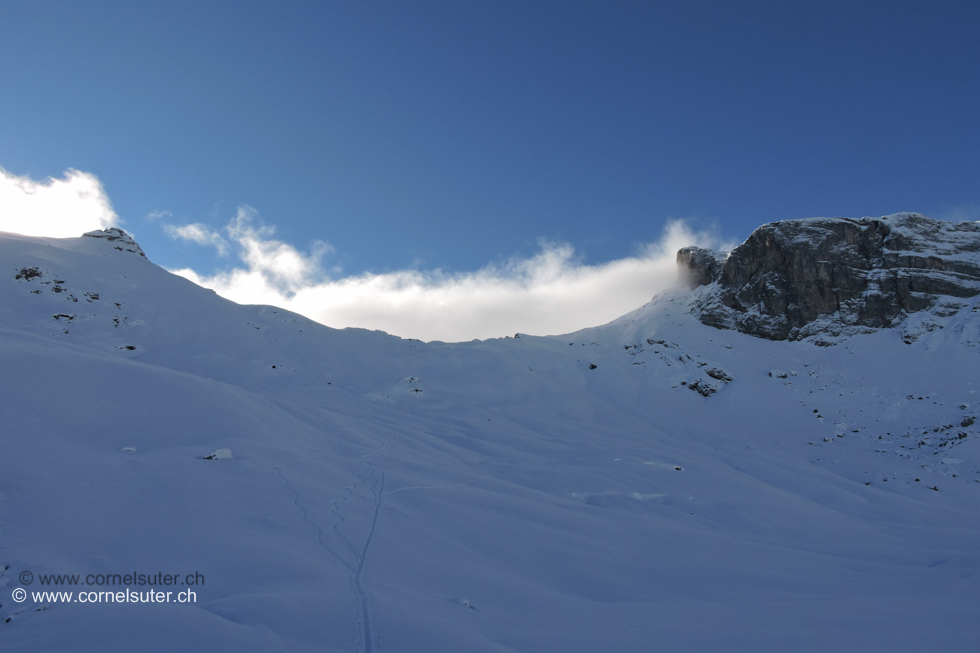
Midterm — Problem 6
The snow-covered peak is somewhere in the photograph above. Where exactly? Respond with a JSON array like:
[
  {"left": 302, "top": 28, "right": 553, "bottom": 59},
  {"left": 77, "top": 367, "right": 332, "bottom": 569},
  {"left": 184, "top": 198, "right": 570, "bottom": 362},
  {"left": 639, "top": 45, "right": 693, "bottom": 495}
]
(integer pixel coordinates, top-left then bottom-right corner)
[{"left": 82, "top": 227, "right": 146, "bottom": 257}]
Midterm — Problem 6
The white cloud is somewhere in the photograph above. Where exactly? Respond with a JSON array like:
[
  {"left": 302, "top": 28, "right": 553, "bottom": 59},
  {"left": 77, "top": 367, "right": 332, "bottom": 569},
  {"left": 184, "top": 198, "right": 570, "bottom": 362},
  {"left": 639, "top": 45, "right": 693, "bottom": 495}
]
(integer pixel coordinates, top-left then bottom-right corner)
[
  {"left": 164, "top": 222, "right": 230, "bottom": 257},
  {"left": 0, "top": 167, "right": 118, "bottom": 237},
  {"left": 172, "top": 208, "right": 728, "bottom": 342},
  {"left": 223, "top": 207, "right": 333, "bottom": 290}
]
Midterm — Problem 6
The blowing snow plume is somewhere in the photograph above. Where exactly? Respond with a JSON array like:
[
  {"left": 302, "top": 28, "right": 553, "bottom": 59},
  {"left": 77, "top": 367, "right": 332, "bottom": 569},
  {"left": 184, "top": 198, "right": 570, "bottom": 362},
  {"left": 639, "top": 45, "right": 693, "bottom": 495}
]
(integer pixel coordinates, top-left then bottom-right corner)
[
  {"left": 0, "top": 167, "right": 118, "bottom": 237},
  {"left": 169, "top": 208, "right": 729, "bottom": 342}
]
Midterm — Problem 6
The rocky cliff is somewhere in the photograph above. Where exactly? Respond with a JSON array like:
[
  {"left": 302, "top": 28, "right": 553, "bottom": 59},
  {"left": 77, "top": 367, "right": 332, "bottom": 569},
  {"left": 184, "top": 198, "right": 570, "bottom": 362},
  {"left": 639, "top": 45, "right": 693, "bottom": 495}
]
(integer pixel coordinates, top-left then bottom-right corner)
[{"left": 678, "top": 213, "right": 980, "bottom": 342}]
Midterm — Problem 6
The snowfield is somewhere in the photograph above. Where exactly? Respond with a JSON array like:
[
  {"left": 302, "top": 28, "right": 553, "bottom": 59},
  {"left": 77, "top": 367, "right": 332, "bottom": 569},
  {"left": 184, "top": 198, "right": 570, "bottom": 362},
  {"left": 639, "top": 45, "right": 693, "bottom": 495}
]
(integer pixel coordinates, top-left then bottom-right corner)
[{"left": 1, "top": 228, "right": 978, "bottom": 652}]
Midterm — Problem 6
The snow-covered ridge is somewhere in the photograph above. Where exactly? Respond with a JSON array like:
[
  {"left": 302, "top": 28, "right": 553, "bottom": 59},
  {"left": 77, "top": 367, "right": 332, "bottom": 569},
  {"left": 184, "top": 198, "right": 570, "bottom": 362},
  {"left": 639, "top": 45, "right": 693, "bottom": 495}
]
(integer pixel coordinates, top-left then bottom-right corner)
[{"left": 678, "top": 212, "right": 980, "bottom": 342}]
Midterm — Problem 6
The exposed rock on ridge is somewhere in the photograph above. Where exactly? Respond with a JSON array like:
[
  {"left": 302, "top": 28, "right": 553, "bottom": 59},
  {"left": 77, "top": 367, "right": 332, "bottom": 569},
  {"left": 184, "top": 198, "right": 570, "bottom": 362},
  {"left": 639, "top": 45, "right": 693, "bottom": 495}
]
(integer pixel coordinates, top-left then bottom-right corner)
[
  {"left": 679, "top": 213, "right": 980, "bottom": 341},
  {"left": 677, "top": 246, "right": 725, "bottom": 289},
  {"left": 83, "top": 227, "right": 146, "bottom": 257}
]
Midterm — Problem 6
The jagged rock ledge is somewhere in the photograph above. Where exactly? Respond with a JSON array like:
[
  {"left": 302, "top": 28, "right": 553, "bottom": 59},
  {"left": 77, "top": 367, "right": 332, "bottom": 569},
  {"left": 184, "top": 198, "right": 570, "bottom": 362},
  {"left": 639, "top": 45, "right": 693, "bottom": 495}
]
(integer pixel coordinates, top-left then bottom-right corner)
[{"left": 678, "top": 213, "right": 980, "bottom": 342}]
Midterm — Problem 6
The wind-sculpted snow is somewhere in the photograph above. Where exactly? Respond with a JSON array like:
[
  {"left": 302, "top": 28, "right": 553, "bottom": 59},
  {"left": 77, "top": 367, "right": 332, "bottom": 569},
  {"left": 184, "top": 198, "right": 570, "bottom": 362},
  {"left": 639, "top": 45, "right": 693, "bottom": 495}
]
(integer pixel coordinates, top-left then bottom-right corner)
[{"left": 1, "top": 228, "right": 979, "bottom": 651}]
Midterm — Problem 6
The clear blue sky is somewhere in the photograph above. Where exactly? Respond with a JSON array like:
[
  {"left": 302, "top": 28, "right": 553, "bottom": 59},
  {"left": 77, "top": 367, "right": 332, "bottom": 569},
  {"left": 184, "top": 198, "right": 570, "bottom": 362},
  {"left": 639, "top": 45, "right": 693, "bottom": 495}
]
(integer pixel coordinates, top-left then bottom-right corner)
[{"left": 2, "top": 0, "right": 979, "bottom": 277}]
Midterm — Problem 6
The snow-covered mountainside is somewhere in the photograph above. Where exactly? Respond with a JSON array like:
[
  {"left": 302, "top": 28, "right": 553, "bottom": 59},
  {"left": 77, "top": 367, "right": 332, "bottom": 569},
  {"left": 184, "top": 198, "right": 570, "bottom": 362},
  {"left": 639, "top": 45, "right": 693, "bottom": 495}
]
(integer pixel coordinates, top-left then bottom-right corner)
[{"left": 1, "top": 222, "right": 978, "bottom": 652}]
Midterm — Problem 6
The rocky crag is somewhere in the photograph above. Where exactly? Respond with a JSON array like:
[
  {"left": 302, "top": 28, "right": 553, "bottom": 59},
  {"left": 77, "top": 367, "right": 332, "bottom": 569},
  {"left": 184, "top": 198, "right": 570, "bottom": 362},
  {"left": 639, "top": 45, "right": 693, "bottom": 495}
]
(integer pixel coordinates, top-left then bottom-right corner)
[{"left": 678, "top": 213, "right": 980, "bottom": 342}]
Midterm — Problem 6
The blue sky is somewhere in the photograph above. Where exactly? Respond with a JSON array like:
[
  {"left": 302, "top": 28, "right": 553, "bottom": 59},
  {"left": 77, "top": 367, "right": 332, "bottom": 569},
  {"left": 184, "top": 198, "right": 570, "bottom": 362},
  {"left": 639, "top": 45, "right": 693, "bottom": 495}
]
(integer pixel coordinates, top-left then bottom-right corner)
[{"left": 1, "top": 1, "right": 979, "bottom": 339}]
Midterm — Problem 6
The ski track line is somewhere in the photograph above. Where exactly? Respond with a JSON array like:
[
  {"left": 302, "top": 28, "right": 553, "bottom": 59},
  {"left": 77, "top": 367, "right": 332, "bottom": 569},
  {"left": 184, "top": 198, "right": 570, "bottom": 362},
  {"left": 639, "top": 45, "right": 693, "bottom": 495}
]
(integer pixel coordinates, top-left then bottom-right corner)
[
  {"left": 351, "top": 435, "right": 392, "bottom": 652},
  {"left": 354, "top": 469, "right": 385, "bottom": 653},
  {"left": 275, "top": 465, "right": 354, "bottom": 573},
  {"left": 279, "top": 435, "right": 393, "bottom": 652}
]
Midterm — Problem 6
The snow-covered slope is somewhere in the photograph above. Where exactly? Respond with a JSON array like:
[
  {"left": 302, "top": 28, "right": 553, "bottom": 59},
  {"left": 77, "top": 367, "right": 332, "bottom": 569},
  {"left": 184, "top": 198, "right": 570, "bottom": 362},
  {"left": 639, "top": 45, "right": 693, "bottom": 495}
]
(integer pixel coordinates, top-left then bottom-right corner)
[{"left": 1, "top": 228, "right": 978, "bottom": 652}]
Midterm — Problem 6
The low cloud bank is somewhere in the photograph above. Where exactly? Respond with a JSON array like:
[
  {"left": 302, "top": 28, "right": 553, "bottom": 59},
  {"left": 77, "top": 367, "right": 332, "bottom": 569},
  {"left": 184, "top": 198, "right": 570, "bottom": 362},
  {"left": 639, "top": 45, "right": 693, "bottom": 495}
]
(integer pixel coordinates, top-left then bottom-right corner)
[
  {"left": 170, "top": 208, "right": 727, "bottom": 342},
  {"left": 0, "top": 167, "right": 118, "bottom": 237}
]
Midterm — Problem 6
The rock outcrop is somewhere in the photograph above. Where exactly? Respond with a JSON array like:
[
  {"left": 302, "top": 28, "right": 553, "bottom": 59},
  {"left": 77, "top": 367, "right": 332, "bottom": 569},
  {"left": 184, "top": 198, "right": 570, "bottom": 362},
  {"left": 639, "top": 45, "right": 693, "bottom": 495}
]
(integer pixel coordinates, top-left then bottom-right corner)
[
  {"left": 679, "top": 213, "right": 980, "bottom": 341},
  {"left": 83, "top": 227, "right": 146, "bottom": 257},
  {"left": 677, "top": 246, "right": 725, "bottom": 289}
]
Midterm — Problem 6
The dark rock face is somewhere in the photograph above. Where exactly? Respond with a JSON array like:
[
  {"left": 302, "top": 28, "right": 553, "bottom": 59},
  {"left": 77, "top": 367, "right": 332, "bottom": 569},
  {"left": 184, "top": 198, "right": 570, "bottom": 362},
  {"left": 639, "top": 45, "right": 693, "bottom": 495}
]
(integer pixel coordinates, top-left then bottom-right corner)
[
  {"left": 677, "top": 246, "right": 725, "bottom": 289},
  {"left": 679, "top": 213, "right": 980, "bottom": 341}
]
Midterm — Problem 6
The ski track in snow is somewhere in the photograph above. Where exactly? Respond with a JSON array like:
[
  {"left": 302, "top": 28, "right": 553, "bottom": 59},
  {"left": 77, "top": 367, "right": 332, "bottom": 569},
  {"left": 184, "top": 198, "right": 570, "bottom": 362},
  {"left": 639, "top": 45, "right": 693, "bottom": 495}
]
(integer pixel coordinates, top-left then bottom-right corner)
[{"left": 272, "top": 435, "right": 387, "bottom": 652}]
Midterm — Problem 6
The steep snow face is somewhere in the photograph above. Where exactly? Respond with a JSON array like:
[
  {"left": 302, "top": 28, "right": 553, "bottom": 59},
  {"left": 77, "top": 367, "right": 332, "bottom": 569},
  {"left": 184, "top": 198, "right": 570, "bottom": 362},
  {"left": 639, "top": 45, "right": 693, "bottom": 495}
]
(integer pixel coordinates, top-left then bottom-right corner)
[
  {"left": 1, "top": 230, "right": 979, "bottom": 652},
  {"left": 680, "top": 213, "right": 980, "bottom": 342}
]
